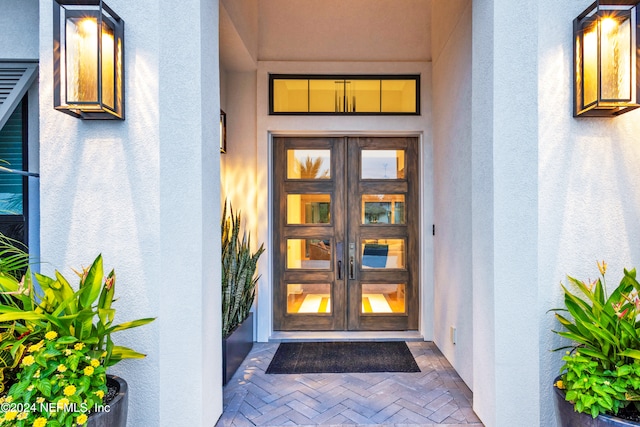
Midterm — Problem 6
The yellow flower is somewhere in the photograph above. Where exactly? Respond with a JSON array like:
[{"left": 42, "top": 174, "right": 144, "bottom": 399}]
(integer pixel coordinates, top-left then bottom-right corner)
[
  {"left": 27, "top": 385, "right": 34, "bottom": 391},
  {"left": 63, "top": 385, "right": 76, "bottom": 396},
  {"left": 45, "top": 331, "right": 58, "bottom": 340},
  {"left": 34, "top": 417, "right": 48, "bottom": 427},
  {"left": 76, "top": 414, "right": 88, "bottom": 425},
  {"left": 101, "top": 351, "right": 107, "bottom": 357},
  {"left": 74, "top": 343, "right": 85, "bottom": 351},
  {"left": 95, "top": 390, "right": 105, "bottom": 399},
  {"left": 36, "top": 397, "right": 45, "bottom": 404},
  {"left": 555, "top": 380, "right": 564, "bottom": 389},
  {"left": 83, "top": 366, "right": 94, "bottom": 376},
  {"left": 22, "top": 355, "right": 35, "bottom": 366},
  {"left": 4, "top": 411, "right": 17, "bottom": 421},
  {"left": 0, "top": 397, "right": 5, "bottom": 404},
  {"left": 28, "top": 340, "right": 44, "bottom": 353},
  {"left": 64, "top": 349, "right": 72, "bottom": 356},
  {"left": 57, "top": 397, "right": 69, "bottom": 409},
  {"left": 90, "top": 359, "right": 100, "bottom": 368},
  {"left": 57, "top": 364, "right": 67, "bottom": 373},
  {"left": 17, "top": 412, "right": 27, "bottom": 420}
]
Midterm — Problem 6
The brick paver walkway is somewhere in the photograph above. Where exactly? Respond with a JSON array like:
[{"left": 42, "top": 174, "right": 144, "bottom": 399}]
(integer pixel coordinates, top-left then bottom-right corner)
[{"left": 216, "top": 341, "right": 483, "bottom": 427}]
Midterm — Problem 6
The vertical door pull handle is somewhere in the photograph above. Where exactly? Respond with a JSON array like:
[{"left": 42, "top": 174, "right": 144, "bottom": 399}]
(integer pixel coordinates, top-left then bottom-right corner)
[
  {"left": 348, "top": 242, "right": 356, "bottom": 280},
  {"left": 337, "top": 260, "right": 342, "bottom": 279}
]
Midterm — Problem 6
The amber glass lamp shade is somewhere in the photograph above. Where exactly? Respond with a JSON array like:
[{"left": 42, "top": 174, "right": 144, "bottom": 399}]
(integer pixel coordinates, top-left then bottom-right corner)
[
  {"left": 53, "top": 0, "right": 124, "bottom": 120},
  {"left": 574, "top": 0, "right": 640, "bottom": 117}
]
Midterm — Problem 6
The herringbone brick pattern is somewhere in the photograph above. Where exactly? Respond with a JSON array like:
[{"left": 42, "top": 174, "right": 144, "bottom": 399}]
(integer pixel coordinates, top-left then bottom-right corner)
[{"left": 216, "top": 342, "right": 483, "bottom": 427}]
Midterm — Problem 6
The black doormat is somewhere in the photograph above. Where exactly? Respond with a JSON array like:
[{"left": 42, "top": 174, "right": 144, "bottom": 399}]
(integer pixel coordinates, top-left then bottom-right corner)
[{"left": 265, "top": 341, "right": 420, "bottom": 374}]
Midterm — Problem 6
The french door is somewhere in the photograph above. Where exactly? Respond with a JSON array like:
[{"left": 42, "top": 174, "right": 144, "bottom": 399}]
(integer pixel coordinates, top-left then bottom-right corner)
[{"left": 273, "top": 136, "right": 419, "bottom": 331}]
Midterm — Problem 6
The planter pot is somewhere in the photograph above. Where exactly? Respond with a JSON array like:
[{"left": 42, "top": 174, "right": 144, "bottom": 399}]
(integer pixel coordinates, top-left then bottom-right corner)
[
  {"left": 223, "top": 312, "right": 254, "bottom": 385},
  {"left": 554, "top": 378, "right": 640, "bottom": 427},
  {"left": 88, "top": 375, "right": 128, "bottom": 427}
]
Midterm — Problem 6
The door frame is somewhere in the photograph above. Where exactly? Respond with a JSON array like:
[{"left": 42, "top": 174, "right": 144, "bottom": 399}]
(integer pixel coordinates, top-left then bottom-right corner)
[{"left": 266, "top": 132, "right": 432, "bottom": 338}]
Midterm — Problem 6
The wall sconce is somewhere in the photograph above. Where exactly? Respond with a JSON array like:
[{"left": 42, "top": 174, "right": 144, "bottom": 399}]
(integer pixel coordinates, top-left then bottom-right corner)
[
  {"left": 574, "top": 0, "right": 640, "bottom": 117},
  {"left": 220, "top": 110, "right": 227, "bottom": 154},
  {"left": 53, "top": 0, "right": 125, "bottom": 120}
]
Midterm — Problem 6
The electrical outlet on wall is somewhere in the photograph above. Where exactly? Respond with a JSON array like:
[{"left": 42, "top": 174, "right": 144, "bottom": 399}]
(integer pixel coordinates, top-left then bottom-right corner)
[{"left": 450, "top": 326, "right": 457, "bottom": 345}]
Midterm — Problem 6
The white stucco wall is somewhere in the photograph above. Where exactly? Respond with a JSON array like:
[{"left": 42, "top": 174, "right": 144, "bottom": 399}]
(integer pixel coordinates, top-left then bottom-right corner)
[
  {"left": 38, "top": 1, "right": 221, "bottom": 426},
  {"left": 431, "top": 0, "right": 473, "bottom": 388},
  {"left": 537, "top": 1, "right": 640, "bottom": 426},
  {"left": 254, "top": 61, "right": 434, "bottom": 342},
  {"left": 472, "top": 1, "right": 540, "bottom": 426},
  {"left": 0, "top": 0, "right": 39, "bottom": 60},
  {"left": 0, "top": 0, "right": 40, "bottom": 261}
]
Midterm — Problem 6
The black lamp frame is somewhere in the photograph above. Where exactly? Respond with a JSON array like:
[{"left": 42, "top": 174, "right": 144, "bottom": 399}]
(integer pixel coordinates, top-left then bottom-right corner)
[
  {"left": 53, "top": 0, "right": 125, "bottom": 120},
  {"left": 574, "top": 0, "right": 640, "bottom": 117}
]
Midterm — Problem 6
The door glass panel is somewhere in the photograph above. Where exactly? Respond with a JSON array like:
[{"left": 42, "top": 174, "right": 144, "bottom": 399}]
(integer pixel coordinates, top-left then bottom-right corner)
[
  {"left": 362, "top": 284, "right": 406, "bottom": 313},
  {"left": 362, "top": 194, "right": 405, "bottom": 224},
  {"left": 287, "top": 194, "right": 331, "bottom": 224},
  {"left": 361, "top": 239, "right": 405, "bottom": 269},
  {"left": 287, "top": 149, "right": 331, "bottom": 179},
  {"left": 287, "top": 283, "right": 331, "bottom": 313},
  {"left": 361, "top": 150, "right": 405, "bottom": 179},
  {"left": 287, "top": 238, "right": 331, "bottom": 269}
]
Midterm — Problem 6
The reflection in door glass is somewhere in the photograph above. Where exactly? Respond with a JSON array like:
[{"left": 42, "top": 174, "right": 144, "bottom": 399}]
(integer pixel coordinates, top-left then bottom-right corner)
[
  {"left": 361, "top": 239, "right": 405, "bottom": 269},
  {"left": 287, "top": 149, "right": 331, "bottom": 179},
  {"left": 362, "top": 284, "right": 406, "bottom": 313},
  {"left": 287, "top": 194, "right": 331, "bottom": 224},
  {"left": 287, "top": 238, "right": 331, "bottom": 269},
  {"left": 362, "top": 194, "right": 405, "bottom": 224},
  {"left": 287, "top": 283, "right": 331, "bottom": 313},
  {"left": 361, "top": 150, "right": 405, "bottom": 179}
]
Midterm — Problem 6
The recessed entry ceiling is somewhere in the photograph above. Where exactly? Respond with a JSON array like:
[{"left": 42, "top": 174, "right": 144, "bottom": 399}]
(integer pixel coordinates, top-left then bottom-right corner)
[
  {"left": 219, "top": 0, "right": 432, "bottom": 71},
  {"left": 258, "top": 0, "right": 431, "bottom": 62}
]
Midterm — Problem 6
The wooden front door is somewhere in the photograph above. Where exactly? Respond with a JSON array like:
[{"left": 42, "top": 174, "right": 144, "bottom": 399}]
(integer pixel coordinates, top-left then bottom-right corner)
[{"left": 273, "top": 136, "right": 419, "bottom": 331}]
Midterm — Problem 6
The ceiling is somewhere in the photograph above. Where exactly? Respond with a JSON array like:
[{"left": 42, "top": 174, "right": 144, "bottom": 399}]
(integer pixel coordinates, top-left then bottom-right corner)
[
  {"left": 258, "top": 0, "right": 432, "bottom": 62},
  {"left": 220, "top": 0, "right": 432, "bottom": 71}
]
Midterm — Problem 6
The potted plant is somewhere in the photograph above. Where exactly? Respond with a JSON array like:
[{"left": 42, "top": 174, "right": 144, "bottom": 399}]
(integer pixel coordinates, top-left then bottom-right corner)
[
  {"left": 221, "top": 201, "right": 264, "bottom": 385},
  {"left": 551, "top": 261, "right": 640, "bottom": 425},
  {"left": 0, "top": 247, "right": 154, "bottom": 427}
]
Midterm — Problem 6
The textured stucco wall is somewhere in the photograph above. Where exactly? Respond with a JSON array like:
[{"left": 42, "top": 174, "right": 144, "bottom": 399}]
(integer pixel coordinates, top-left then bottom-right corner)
[
  {"left": 0, "top": 0, "right": 40, "bottom": 261},
  {"left": 0, "top": 0, "right": 38, "bottom": 59},
  {"left": 431, "top": 0, "right": 473, "bottom": 389},
  {"left": 472, "top": 1, "right": 540, "bottom": 426},
  {"left": 537, "top": 1, "right": 640, "bottom": 426},
  {"left": 38, "top": 1, "right": 221, "bottom": 426},
  {"left": 471, "top": 1, "right": 495, "bottom": 424}
]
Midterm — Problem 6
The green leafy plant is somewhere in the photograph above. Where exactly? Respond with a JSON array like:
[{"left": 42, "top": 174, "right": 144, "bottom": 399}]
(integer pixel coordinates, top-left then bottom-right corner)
[
  {"left": 0, "top": 252, "right": 155, "bottom": 426},
  {"left": 221, "top": 201, "right": 264, "bottom": 338},
  {"left": 552, "top": 261, "right": 640, "bottom": 418},
  {"left": 0, "top": 333, "right": 108, "bottom": 426}
]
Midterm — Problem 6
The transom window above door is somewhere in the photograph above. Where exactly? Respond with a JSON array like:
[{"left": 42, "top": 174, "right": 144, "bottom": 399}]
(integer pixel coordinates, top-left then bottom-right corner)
[{"left": 269, "top": 75, "right": 420, "bottom": 115}]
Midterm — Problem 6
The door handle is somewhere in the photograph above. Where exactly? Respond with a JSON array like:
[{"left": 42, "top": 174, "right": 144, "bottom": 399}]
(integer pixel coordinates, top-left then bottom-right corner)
[
  {"left": 336, "top": 242, "right": 343, "bottom": 280},
  {"left": 349, "top": 256, "right": 354, "bottom": 279},
  {"left": 348, "top": 243, "right": 356, "bottom": 279}
]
